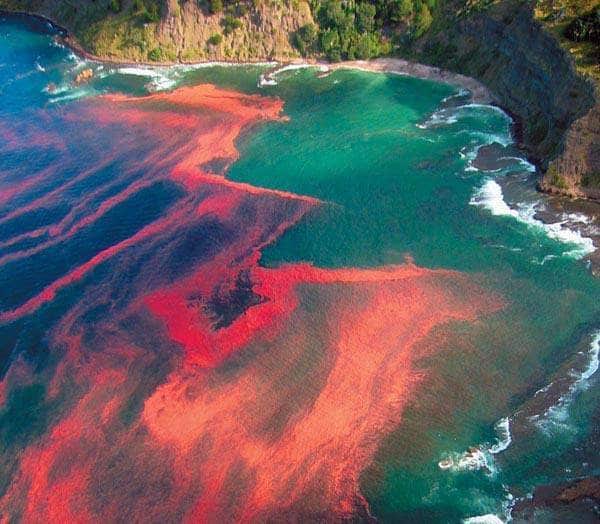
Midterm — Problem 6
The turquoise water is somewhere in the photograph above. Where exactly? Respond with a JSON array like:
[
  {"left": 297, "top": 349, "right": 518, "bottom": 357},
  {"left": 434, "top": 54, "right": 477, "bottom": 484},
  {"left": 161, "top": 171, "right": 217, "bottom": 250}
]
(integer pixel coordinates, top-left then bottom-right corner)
[
  {"left": 1, "top": 14, "right": 599, "bottom": 522},
  {"left": 229, "top": 68, "right": 600, "bottom": 522}
]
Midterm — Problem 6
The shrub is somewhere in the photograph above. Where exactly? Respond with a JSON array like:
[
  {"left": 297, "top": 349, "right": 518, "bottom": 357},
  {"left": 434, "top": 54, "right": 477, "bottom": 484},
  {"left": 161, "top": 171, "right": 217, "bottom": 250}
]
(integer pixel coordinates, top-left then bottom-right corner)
[
  {"left": 390, "top": 0, "right": 413, "bottom": 22},
  {"left": 293, "top": 23, "right": 318, "bottom": 56},
  {"left": 356, "top": 2, "right": 376, "bottom": 33},
  {"left": 148, "top": 47, "right": 164, "bottom": 61},
  {"left": 582, "top": 171, "right": 600, "bottom": 188},
  {"left": 207, "top": 33, "right": 223, "bottom": 46},
  {"left": 547, "top": 165, "right": 569, "bottom": 190},
  {"left": 109, "top": 0, "right": 121, "bottom": 13},
  {"left": 413, "top": 2, "right": 433, "bottom": 37},
  {"left": 209, "top": 0, "right": 224, "bottom": 14},
  {"left": 564, "top": 8, "right": 600, "bottom": 44},
  {"left": 319, "top": 28, "right": 342, "bottom": 61},
  {"left": 222, "top": 15, "right": 243, "bottom": 35}
]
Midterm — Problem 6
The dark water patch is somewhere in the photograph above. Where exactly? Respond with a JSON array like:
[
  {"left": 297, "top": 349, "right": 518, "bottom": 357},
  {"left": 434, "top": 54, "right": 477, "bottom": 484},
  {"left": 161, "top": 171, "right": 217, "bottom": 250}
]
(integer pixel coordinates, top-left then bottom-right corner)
[
  {"left": 160, "top": 217, "right": 233, "bottom": 281},
  {"left": 0, "top": 383, "right": 49, "bottom": 448},
  {"left": 0, "top": 11, "right": 67, "bottom": 37},
  {"left": 0, "top": 204, "right": 70, "bottom": 241},
  {"left": 206, "top": 269, "right": 265, "bottom": 330},
  {"left": 0, "top": 180, "right": 183, "bottom": 310}
]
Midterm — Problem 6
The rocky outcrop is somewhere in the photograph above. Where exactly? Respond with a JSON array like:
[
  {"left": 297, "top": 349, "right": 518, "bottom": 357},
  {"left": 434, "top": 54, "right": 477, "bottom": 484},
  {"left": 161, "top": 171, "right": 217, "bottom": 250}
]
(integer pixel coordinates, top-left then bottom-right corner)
[
  {"left": 74, "top": 67, "right": 93, "bottom": 84},
  {"left": 512, "top": 476, "right": 600, "bottom": 521},
  {"left": 413, "top": 0, "right": 597, "bottom": 196},
  {"left": 541, "top": 98, "right": 600, "bottom": 200}
]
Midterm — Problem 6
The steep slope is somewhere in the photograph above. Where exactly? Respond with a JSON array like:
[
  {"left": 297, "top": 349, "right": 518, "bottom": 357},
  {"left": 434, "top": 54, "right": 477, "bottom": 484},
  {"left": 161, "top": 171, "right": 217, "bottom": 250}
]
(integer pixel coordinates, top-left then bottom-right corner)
[
  {"left": 0, "top": 0, "right": 314, "bottom": 61},
  {"left": 410, "top": 0, "right": 598, "bottom": 200}
]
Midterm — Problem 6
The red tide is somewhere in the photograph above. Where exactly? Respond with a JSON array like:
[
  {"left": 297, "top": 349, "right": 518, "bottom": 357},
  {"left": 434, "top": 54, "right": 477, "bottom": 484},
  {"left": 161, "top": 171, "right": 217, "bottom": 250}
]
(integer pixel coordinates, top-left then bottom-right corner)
[{"left": 142, "top": 261, "right": 504, "bottom": 520}]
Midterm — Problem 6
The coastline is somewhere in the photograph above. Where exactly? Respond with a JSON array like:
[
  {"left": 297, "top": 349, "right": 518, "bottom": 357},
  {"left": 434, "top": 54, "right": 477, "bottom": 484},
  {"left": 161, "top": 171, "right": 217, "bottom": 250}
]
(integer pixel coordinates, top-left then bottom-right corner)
[
  {"left": 0, "top": 9, "right": 495, "bottom": 106},
  {"left": 4, "top": 9, "right": 599, "bottom": 271}
]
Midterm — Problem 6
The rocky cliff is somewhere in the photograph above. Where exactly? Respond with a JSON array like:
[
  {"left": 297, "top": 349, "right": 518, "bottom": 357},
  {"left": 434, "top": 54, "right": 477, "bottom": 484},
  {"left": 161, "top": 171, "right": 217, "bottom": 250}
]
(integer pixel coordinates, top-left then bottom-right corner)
[
  {"left": 412, "top": 0, "right": 598, "bottom": 200},
  {"left": 155, "top": 0, "right": 314, "bottom": 61},
  {"left": 0, "top": 0, "right": 314, "bottom": 62}
]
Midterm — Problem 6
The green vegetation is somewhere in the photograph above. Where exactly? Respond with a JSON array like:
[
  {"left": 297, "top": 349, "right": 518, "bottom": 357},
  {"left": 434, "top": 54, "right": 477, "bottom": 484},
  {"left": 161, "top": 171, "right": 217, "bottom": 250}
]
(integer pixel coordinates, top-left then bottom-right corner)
[
  {"left": 147, "top": 44, "right": 177, "bottom": 61},
  {"left": 289, "top": 0, "right": 439, "bottom": 61},
  {"left": 222, "top": 14, "right": 243, "bottom": 34},
  {"left": 564, "top": 7, "right": 600, "bottom": 44},
  {"left": 109, "top": 0, "right": 121, "bottom": 14},
  {"left": 535, "top": 0, "right": 600, "bottom": 82},
  {"left": 582, "top": 171, "right": 600, "bottom": 187},
  {"left": 209, "top": 0, "right": 224, "bottom": 14},
  {"left": 547, "top": 164, "right": 570, "bottom": 190},
  {"left": 207, "top": 32, "right": 223, "bottom": 45}
]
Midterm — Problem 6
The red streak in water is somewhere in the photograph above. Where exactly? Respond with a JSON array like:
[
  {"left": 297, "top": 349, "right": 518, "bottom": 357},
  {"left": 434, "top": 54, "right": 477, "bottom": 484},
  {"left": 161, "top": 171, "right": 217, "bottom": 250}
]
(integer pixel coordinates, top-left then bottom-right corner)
[{"left": 0, "top": 82, "right": 506, "bottom": 523}]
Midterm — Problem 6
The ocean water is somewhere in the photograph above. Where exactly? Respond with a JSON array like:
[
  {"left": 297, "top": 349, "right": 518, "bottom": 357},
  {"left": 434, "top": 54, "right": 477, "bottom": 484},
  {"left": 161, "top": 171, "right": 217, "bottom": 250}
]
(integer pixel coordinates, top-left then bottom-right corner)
[{"left": 0, "top": 14, "right": 599, "bottom": 522}]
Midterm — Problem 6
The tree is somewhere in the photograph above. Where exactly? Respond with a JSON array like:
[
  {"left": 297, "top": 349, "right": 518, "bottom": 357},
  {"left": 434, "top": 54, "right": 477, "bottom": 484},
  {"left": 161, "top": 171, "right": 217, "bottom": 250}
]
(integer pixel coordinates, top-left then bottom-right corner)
[
  {"left": 293, "top": 23, "right": 318, "bottom": 56},
  {"left": 413, "top": 2, "right": 432, "bottom": 37},
  {"left": 356, "top": 2, "right": 376, "bottom": 33},
  {"left": 109, "top": 0, "right": 121, "bottom": 13},
  {"left": 222, "top": 15, "right": 243, "bottom": 35},
  {"left": 207, "top": 33, "right": 223, "bottom": 46},
  {"left": 354, "top": 32, "right": 380, "bottom": 58},
  {"left": 318, "top": 0, "right": 353, "bottom": 31},
  {"left": 390, "top": 0, "right": 413, "bottom": 22},
  {"left": 320, "top": 28, "right": 342, "bottom": 61},
  {"left": 209, "top": 0, "right": 223, "bottom": 14}
]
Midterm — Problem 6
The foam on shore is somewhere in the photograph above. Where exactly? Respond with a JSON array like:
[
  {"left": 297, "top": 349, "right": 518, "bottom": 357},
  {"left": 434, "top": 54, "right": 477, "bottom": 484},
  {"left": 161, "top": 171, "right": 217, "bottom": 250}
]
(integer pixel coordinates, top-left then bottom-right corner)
[
  {"left": 531, "top": 330, "right": 600, "bottom": 435},
  {"left": 463, "top": 515, "right": 505, "bottom": 524},
  {"left": 470, "top": 179, "right": 596, "bottom": 259}
]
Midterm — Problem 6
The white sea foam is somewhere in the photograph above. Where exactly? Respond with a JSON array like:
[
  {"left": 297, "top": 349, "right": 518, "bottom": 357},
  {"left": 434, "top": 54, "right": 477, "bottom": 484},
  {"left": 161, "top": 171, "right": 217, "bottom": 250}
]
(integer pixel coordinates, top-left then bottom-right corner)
[
  {"left": 497, "top": 156, "right": 537, "bottom": 173},
  {"left": 489, "top": 418, "right": 512, "bottom": 454},
  {"left": 441, "top": 87, "right": 470, "bottom": 104},
  {"left": 419, "top": 103, "right": 512, "bottom": 131},
  {"left": 470, "top": 179, "right": 596, "bottom": 258},
  {"left": 257, "top": 63, "right": 323, "bottom": 87},
  {"left": 48, "top": 88, "right": 94, "bottom": 103},
  {"left": 114, "top": 61, "right": 276, "bottom": 92},
  {"left": 463, "top": 514, "right": 505, "bottom": 524},
  {"left": 531, "top": 331, "right": 600, "bottom": 434},
  {"left": 466, "top": 131, "right": 513, "bottom": 149},
  {"left": 117, "top": 66, "right": 160, "bottom": 77},
  {"left": 115, "top": 66, "right": 177, "bottom": 91}
]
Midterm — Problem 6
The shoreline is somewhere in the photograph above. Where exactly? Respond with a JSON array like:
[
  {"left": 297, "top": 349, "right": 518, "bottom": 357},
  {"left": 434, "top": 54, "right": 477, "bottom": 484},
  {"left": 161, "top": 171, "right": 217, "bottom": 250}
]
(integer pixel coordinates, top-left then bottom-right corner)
[
  {"left": 4, "top": 9, "right": 599, "bottom": 269},
  {"left": 1, "top": 9, "right": 495, "bottom": 106}
]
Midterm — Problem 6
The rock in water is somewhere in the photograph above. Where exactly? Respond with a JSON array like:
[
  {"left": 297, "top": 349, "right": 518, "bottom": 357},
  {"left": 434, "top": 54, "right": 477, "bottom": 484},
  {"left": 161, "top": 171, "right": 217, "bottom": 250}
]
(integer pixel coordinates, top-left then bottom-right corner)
[{"left": 74, "top": 68, "right": 93, "bottom": 85}]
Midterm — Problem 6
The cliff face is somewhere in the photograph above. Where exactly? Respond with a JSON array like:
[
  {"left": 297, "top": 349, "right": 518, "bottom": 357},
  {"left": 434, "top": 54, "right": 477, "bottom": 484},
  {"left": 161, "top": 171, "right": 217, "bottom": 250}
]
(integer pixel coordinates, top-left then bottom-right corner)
[
  {"left": 155, "top": 0, "right": 313, "bottom": 61},
  {"left": 542, "top": 98, "right": 600, "bottom": 200},
  {"left": 0, "top": 0, "right": 313, "bottom": 62},
  {"left": 413, "top": 0, "right": 597, "bottom": 194}
]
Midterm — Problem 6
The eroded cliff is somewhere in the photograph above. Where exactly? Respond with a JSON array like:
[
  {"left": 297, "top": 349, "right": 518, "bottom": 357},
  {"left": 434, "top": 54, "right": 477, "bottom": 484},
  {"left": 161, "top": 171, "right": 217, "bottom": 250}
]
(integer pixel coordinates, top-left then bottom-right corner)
[{"left": 412, "top": 0, "right": 598, "bottom": 200}]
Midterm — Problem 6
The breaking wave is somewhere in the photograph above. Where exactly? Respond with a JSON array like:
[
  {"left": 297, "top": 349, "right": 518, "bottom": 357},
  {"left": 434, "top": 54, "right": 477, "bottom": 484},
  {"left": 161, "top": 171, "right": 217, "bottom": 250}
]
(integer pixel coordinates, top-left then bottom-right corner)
[
  {"left": 470, "top": 179, "right": 596, "bottom": 259},
  {"left": 530, "top": 330, "right": 600, "bottom": 435}
]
